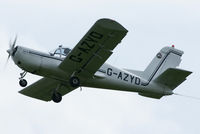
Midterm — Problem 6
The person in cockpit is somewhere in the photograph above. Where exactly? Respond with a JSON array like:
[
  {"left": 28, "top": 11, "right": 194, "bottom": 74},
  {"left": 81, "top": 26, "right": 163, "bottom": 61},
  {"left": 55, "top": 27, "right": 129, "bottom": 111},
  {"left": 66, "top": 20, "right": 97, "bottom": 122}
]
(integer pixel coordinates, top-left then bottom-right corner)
[{"left": 50, "top": 45, "right": 71, "bottom": 58}]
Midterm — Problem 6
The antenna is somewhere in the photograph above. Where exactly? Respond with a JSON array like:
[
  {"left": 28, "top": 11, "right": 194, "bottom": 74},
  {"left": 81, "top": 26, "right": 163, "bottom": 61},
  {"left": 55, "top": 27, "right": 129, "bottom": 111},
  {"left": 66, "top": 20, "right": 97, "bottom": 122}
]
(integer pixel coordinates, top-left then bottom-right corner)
[{"left": 174, "top": 93, "right": 200, "bottom": 101}]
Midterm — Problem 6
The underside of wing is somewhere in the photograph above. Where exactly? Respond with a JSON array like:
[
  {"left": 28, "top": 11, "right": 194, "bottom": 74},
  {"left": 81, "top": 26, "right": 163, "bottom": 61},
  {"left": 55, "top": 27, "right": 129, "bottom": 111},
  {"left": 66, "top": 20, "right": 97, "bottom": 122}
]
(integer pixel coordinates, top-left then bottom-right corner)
[
  {"left": 59, "top": 18, "right": 128, "bottom": 78},
  {"left": 19, "top": 78, "right": 75, "bottom": 101}
]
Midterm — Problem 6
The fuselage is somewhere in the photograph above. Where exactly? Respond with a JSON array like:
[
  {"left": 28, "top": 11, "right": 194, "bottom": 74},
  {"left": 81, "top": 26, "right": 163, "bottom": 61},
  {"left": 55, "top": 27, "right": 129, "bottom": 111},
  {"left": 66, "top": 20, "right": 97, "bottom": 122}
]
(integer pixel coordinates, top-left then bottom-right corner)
[{"left": 12, "top": 46, "right": 171, "bottom": 97}]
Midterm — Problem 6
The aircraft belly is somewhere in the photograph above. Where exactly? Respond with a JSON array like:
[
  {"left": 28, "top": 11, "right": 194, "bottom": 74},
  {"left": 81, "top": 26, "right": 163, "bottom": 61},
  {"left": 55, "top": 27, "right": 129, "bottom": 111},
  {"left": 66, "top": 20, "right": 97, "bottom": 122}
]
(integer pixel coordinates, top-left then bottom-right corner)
[
  {"left": 84, "top": 77, "right": 168, "bottom": 98},
  {"left": 84, "top": 77, "right": 142, "bottom": 93}
]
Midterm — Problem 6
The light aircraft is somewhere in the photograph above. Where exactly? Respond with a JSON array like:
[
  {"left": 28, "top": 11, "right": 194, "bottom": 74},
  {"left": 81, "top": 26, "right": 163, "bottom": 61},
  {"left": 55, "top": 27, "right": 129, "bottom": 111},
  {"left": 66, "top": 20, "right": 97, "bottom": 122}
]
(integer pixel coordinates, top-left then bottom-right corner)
[{"left": 6, "top": 18, "right": 192, "bottom": 103}]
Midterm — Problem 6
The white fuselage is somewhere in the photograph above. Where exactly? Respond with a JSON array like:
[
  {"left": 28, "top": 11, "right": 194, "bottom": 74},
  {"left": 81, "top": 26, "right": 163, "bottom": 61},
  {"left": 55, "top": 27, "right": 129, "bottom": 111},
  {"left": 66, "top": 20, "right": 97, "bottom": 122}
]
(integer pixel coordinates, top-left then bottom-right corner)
[{"left": 12, "top": 46, "right": 171, "bottom": 97}]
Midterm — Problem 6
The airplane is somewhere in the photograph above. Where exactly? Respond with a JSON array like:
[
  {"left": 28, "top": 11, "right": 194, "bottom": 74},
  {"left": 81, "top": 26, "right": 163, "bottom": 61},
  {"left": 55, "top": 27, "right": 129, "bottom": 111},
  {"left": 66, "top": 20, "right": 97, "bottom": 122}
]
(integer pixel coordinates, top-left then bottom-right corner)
[{"left": 6, "top": 18, "right": 192, "bottom": 103}]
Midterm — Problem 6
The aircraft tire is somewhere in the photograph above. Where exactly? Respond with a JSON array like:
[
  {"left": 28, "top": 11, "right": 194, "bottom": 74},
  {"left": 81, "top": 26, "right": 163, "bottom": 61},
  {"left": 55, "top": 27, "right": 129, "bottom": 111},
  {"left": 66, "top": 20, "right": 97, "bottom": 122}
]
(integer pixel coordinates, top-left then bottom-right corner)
[
  {"left": 19, "top": 79, "right": 27, "bottom": 87},
  {"left": 52, "top": 92, "right": 62, "bottom": 103},
  {"left": 69, "top": 76, "right": 80, "bottom": 87}
]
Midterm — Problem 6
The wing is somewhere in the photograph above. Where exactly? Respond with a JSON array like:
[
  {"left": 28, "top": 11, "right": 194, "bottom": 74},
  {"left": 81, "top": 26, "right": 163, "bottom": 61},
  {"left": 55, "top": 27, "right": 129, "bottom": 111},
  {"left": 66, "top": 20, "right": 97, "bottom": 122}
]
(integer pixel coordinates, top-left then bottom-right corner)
[
  {"left": 19, "top": 77, "right": 75, "bottom": 101},
  {"left": 59, "top": 18, "right": 128, "bottom": 78},
  {"left": 154, "top": 68, "right": 192, "bottom": 90}
]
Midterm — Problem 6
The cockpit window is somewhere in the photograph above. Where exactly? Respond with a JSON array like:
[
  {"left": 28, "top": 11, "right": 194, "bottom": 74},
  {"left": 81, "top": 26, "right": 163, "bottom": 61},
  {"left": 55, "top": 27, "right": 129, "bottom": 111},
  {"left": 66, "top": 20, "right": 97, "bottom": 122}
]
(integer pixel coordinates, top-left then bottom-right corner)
[
  {"left": 64, "top": 48, "right": 71, "bottom": 55},
  {"left": 55, "top": 49, "right": 62, "bottom": 55},
  {"left": 50, "top": 47, "right": 71, "bottom": 57}
]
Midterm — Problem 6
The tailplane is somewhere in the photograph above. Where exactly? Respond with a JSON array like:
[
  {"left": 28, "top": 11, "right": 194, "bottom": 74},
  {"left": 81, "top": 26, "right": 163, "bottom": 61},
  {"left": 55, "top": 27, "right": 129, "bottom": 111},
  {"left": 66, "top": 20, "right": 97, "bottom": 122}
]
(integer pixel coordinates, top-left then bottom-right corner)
[{"left": 153, "top": 68, "right": 192, "bottom": 90}]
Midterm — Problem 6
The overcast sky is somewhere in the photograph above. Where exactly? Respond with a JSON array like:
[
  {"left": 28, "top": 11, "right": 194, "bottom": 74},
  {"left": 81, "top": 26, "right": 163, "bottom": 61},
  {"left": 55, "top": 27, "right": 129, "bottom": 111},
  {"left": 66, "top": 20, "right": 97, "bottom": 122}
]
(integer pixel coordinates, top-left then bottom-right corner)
[{"left": 0, "top": 0, "right": 200, "bottom": 134}]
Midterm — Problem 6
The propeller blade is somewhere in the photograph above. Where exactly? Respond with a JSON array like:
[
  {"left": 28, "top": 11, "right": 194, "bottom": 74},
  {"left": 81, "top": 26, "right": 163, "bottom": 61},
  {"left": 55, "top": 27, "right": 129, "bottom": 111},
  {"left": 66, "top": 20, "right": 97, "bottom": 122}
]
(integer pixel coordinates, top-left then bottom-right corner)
[
  {"left": 5, "top": 35, "right": 18, "bottom": 69},
  {"left": 4, "top": 54, "right": 10, "bottom": 69},
  {"left": 12, "top": 35, "right": 17, "bottom": 49},
  {"left": 6, "top": 54, "right": 10, "bottom": 64},
  {"left": 9, "top": 39, "right": 12, "bottom": 49}
]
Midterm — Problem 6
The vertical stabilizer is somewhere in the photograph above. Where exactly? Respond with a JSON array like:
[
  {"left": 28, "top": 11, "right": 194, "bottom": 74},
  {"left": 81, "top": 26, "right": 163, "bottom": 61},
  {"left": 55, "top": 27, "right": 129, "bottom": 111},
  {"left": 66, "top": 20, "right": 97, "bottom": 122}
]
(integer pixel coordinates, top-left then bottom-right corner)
[{"left": 143, "top": 46, "right": 183, "bottom": 82}]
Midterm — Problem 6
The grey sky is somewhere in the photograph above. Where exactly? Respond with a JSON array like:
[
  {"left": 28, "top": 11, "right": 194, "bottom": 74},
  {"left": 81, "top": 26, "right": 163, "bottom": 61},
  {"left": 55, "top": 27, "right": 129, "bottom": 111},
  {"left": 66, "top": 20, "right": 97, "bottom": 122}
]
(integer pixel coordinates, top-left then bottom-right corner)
[{"left": 0, "top": 0, "right": 200, "bottom": 134}]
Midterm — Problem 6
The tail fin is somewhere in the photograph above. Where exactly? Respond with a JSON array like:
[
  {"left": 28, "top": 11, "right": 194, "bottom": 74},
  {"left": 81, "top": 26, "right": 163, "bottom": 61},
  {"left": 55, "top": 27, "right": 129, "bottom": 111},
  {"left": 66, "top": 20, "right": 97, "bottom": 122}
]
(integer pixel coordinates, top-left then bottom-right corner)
[
  {"left": 143, "top": 46, "right": 183, "bottom": 82},
  {"left": 134, "top": 46, "right": 192, "bottom": 99}
]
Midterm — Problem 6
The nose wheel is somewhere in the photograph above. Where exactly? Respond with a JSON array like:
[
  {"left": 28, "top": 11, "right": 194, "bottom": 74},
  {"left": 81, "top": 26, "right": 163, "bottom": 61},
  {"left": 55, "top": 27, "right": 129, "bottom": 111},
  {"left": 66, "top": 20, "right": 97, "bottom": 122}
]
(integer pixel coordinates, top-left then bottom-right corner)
[
  {"left": 69, "top": 76, "right": 80, "bottom": 87},
  {"left": 19, "top": 71, "right": 28, "bottom": 87},
  {"left": 19, "top": 79, "right": 27, "bottom": 87}
]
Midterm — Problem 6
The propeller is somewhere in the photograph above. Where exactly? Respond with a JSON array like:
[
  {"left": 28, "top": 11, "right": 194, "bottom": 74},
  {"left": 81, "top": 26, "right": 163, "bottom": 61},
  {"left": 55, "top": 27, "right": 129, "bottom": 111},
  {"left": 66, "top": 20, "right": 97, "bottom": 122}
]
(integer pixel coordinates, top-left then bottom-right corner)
[{"left": 5, "top": 35, "right": 17, "bottom": 65}]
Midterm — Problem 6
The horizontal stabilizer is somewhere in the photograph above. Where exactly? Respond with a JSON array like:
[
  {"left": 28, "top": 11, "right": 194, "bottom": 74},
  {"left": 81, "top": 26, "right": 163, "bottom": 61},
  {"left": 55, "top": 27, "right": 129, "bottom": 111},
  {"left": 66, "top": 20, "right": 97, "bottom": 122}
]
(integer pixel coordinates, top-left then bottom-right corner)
[{"left": 154, "top": 68, "right": 192, "bottom": 90}]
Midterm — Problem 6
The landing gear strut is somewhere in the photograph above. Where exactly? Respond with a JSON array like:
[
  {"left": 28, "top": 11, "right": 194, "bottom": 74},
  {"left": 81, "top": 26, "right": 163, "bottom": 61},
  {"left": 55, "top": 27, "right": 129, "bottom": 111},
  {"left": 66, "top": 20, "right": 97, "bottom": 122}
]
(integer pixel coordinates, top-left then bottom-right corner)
[
  {"left": 19, "top": 71, "right": 27, "bottom": 87},
  {"left": 51, "top": 84, "right": 62, "bottom": 103},
  {"left": 69, "top": 76, "right": 80, "bottom": 87}
]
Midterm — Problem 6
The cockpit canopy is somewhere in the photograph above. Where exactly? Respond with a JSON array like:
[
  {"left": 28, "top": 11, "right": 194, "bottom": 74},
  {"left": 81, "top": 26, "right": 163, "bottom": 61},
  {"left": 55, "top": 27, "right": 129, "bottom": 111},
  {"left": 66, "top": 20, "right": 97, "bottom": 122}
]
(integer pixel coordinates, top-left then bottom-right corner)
[{"left": 50, "top": 47, "right": 71, "bottom": 58}]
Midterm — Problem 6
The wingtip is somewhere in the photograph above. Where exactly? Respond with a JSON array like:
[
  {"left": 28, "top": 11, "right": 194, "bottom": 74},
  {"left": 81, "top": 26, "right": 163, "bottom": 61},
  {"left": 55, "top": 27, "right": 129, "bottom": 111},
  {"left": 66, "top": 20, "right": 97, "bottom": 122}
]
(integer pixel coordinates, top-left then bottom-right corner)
[{"left": 96, "top": 18, "right": 128, "bottom": 33}]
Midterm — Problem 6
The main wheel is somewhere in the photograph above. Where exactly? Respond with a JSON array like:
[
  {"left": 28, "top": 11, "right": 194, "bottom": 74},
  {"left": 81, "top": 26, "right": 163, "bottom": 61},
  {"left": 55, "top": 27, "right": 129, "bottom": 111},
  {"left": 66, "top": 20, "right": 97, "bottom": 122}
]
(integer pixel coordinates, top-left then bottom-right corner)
[
  {"left": 52, "top": 92, "right": 62, "bottom": 103},
  {"left": 19, "top": 79, "right": 27, "bottom": 87},
  {"left": 69, "top": 76, "right": 80, "bottom": 87}
]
